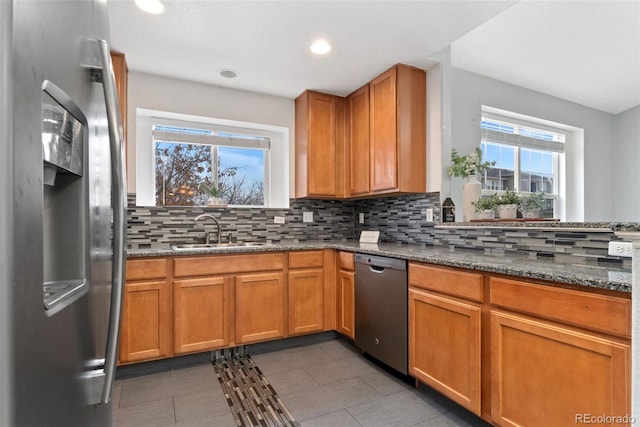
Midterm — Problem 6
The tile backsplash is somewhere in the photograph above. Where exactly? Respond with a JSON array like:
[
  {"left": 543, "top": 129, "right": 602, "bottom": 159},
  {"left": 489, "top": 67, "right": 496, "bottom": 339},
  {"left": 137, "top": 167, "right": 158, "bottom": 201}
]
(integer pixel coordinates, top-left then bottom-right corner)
[
  {"left": 126, "top": 193, "right": 628, "bottom": 266},
  {"left": 126, "top": 194, "right": 355, "bottom": 249}
]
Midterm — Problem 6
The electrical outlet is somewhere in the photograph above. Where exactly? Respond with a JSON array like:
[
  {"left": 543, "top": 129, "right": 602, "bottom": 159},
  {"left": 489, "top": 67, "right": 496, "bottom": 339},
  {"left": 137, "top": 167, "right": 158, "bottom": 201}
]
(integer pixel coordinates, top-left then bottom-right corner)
[
  {"left": 273, "top": 216, "right": 285, "bottom": 224},
  {"left": 303, "top": 212, "right": 313, "bottom": 223},
  {"left": 359, "top": 213, "right": 365, "bottom": 224},
  {"left": 425, "top": 208, "right": 434, "bottom": 222},
  {"left": 608, "top": 241, "right": 633, "bottom": 257},
  {"left": 608, "top": 271, "right": 632, "bottom": 285}
]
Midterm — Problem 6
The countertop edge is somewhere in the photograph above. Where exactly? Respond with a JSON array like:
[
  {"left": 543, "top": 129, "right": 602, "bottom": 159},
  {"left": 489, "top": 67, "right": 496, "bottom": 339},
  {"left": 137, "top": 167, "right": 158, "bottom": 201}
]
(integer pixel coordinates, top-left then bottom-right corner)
[{"left": 127, "top": 242, "right": 631, "bottom": 293}]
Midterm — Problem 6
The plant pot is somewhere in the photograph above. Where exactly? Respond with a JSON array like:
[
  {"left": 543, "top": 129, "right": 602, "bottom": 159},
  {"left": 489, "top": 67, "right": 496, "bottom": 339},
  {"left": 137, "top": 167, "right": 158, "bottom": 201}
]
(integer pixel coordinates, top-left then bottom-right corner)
[
  {"left": 207, "top": 197, "right": 221, "bottom": 206},
  {"left": 522, "top": 209, "right": 541, "bottom": 219},
  {"left": 497, "top": 204, "right": 518, "bottom": 219},
  {"left": 462, "top": 175, "right": 481, "bottom": 222},
  {"left": 475, "top": 209, "right": 495, "bottom": 220}
]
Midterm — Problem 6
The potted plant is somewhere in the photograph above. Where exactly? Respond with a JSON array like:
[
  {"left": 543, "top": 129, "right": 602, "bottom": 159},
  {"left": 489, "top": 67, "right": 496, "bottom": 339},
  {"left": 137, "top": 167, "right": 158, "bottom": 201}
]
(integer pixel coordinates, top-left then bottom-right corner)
[
  {"left": 519, "top": 192, "right": 545, "bottom": 218},
  {"left": 447, "top": 148, "right": 495, "bottom": 221},
  {"left": 472, "top": 194, "right": 498, "bottom": 220},
  {"left": 200, "top": 183, "right": 221, "bottom": 205},
  {"left": 496, "top": 190, "right": 520, "bottom": 219}
]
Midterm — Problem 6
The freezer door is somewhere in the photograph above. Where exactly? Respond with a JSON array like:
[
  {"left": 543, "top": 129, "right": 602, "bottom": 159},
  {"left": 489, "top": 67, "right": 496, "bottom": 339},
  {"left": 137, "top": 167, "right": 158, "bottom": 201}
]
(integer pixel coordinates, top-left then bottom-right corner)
[{"left": 2, "top": 1, "right": 119, "bottom": 426}]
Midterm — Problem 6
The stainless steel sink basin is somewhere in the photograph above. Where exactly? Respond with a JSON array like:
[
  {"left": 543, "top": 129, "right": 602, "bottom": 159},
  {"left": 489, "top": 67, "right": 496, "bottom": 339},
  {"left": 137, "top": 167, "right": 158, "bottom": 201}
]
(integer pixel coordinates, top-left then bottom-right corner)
[{"left": 170, "top": 242, "right": 273, "bottom": 251}]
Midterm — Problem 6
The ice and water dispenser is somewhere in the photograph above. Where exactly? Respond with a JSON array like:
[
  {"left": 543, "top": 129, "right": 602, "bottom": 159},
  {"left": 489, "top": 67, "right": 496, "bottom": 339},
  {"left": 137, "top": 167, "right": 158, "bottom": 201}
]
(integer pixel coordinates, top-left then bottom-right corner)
[{"left": 41, "top": 80, "right": 89, "bottom": 315}]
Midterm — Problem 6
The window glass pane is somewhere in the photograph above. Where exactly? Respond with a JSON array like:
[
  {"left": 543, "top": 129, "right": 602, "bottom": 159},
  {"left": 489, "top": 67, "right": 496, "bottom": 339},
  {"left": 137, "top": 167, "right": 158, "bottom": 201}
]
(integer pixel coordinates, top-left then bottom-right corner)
[
  {"left": 520, "top": 148, "right": 554, "bottom": 194},
  {"left": 155, "top": 141, "right": 212, "bottom": 206},
  {"left": 481, "top": 141, "right": 515, "bottom": 191},
  {"left": 218, "top": 146, "right": 264, "bottom": 206},
  {"left": 154, "top": 141, "right": 266, "bottom": 207}
]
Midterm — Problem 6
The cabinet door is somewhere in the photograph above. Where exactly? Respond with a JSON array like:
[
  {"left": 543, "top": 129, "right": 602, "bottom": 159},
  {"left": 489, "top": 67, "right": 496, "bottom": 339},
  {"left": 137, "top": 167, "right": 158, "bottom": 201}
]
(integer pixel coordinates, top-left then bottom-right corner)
[
  {"left": 110, "top": 51, "right": 127, "bottom": 162},
  {"left": 288, "top": 269, "right": 324, "bottom": 335},
  {"left": 491, "top": 310, "right": 630, "bottom": 427},
  {"left": 295, "top": 90, "right": 340, "bottom": 198},
  {"left": 409, "top": 288, "right": 481, "bottom": 415},
  {"left": 173, "top": 276, "right": 230, "bottom": 354},
  {"left": 119, "top": 280, "right": 171, "bottom": 363},
  {"left": 235, "top": 272, "right": 285, "bottom": 344},
  {"left": 369, "top": 66, "right": 397, "bottom": 192},
  {"left": 347, "top": 85, "right": 370, "bottom": 195},
  {"left": 336, "top": 269, "right": 355, "bottom": 339}
]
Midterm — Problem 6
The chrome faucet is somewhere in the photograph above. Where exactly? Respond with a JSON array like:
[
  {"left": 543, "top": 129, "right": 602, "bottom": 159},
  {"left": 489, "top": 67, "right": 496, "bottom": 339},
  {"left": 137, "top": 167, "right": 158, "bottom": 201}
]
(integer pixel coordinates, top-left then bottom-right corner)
[{"left": 194, "top": 213, "right": 221, "bottom": 244}]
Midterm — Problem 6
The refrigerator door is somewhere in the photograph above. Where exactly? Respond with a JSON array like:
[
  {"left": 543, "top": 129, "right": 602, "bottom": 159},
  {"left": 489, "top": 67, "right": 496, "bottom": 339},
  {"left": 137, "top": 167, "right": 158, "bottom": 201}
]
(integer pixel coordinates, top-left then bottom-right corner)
[{"left": 0, "top": 1, "right": 125, "bottom": 426}]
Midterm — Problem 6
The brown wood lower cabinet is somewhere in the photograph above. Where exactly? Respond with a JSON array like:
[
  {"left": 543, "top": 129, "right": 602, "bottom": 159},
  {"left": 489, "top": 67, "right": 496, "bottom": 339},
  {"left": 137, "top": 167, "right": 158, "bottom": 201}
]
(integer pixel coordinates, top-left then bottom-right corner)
[
  {"left": 491, "top": 310, "right": 630, "bottom": 427},
  {"left": 336, "top": 251, "right": 355, "bottom": 339},
  {"left": 287, "top": 250, "right": 326, "bottom": 335},
  {"left": 235, "top": 272, "right": 286, "bottom": 344},
  {"left": 288, "top": 268, "right": 324, "bottom": 335},
  {"left": 119, "top": 279, "right": 172, "bottom": 363},
  {"left": 119, "top": 258, "right": 172, "bottom": 364},
  {"left": 173, "top": 276, "right": 230, "bottom": 354},
  {"left": 409, "top": 289, "right": 481, "bottom": 415},
  {"left": 408, "top": 263, "right": 483, "bottom": 415}
]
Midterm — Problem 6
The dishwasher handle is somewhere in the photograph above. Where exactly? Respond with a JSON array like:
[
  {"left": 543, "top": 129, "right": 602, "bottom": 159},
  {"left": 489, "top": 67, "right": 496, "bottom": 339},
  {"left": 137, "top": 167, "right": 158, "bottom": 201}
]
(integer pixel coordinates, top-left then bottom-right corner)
[{"left": 355, "top": 253, "right": 407, "bottom": 271}]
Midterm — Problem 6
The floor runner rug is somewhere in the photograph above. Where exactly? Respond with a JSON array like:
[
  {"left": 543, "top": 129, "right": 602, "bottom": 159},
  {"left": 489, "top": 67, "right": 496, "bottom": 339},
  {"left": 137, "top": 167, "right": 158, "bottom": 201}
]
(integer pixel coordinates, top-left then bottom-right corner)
[{"left": 213, "top": 355, "right": 300, "bottom": 427}]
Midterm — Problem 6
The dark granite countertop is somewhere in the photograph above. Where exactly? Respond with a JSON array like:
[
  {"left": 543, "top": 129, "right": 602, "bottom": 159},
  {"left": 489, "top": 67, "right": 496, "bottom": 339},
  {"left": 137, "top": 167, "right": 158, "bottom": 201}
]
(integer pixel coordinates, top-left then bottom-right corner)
[{"left": 128, "top": 241, "right": 632, "bottom": 293}]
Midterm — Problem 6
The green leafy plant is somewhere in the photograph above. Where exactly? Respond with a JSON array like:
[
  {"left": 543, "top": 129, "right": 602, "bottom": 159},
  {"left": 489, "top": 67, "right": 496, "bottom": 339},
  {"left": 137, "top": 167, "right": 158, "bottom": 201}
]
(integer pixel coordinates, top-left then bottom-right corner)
[
  {"left": 520, "top": 192, "right": 545, "bottom": 211},
  {"left": 200, "top": 183, "right": 220, "bottom": 198},
  {"left": 496, "top": 190, "right": 521, "bottom": 205},
  {"left": 447, "top": 148, "right": 495, "bottom": 178},
  {"left": 472, "top": 194, "right": 498, "bottom": 213}
]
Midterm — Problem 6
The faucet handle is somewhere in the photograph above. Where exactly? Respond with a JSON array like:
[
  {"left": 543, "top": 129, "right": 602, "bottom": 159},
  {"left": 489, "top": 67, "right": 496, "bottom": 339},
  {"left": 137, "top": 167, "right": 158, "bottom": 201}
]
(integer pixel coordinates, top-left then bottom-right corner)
[{"left": 227, "top": 232, "right": 233, "bottom": 243}]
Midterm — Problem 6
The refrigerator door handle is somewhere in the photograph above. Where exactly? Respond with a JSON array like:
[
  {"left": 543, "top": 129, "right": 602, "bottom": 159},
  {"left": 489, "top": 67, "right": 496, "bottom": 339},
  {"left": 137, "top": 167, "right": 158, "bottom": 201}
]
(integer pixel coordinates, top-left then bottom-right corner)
[{"left": 96, "top": 39, "right": 127, "bottom": 405}]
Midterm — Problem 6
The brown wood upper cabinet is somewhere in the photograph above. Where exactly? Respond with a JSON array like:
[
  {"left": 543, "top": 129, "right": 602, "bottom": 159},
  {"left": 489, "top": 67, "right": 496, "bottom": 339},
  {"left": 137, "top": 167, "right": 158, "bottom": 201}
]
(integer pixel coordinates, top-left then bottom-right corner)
[
  {"left": 349, "top": 64, "right": 426, "bottom": 196},
  {"left": 295, "top": 64, "right": 426, "bottom": 199},
  {"left": 295, "top": 91, "right": 345, "bottom": 198},
  {"left": 110, "top": 51, "right": 127, "bottom": 163},
  {"left": 346, "top": 85, "right": 370, "bottom": 195}
]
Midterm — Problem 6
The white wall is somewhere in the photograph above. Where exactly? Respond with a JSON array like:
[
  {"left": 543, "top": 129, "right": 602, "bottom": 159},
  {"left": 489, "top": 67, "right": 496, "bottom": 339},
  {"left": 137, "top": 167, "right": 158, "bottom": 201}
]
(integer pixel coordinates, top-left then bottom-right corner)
[
  {"left": 613, "top": 105, "right": 640, "bottom": 221},
  {"left": 447, "top": 67, "right": 616, "bottom": 221},
  {"left": 126, "top": 72, "right": 295, "bottom": 196}
]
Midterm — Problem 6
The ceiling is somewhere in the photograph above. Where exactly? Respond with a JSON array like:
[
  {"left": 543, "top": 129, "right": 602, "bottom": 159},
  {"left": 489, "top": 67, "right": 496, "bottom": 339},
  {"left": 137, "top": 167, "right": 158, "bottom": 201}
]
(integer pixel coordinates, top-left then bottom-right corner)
[{"left": 108, "top": 0, "right": 639, "bottom": 115}]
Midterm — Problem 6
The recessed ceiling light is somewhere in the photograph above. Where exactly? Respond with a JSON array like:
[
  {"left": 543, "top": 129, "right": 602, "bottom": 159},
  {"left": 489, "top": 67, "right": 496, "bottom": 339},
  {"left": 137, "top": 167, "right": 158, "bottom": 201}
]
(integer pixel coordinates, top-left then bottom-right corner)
[
  {"left": 219, "top": 69, "right": 238, "bottom": 79},
  {"left": 310, "top": 40, "right": 332, "bottom": 55},
  {"left": 135, "top": 0, "right": 165, "bottom": 14}
]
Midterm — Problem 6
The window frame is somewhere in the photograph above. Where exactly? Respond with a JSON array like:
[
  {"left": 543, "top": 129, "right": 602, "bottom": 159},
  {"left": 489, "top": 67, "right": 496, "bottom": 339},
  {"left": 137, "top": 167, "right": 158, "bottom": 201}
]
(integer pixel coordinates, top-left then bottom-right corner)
[
  {"left": 135, "top": 109, "right": 289, "bottom": 208},
  {"left": 479, "top": 109, "right": 568, "bottom": 219}
]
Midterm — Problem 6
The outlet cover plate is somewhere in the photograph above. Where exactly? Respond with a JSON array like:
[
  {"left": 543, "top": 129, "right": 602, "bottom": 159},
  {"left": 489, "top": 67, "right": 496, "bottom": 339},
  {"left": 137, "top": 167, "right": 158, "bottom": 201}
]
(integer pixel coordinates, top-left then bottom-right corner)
[
  {"left": 425, "top": 208, "right": 434, "bottom": 222},
  {"left": 608, "top": 241, "right": 633, "bottom": 257},
  {"left": 273, "top": 216, "right": 285, "bottom": 224},
  {"left": 303, "top": 212, "right": 313, "bottom": 223}
]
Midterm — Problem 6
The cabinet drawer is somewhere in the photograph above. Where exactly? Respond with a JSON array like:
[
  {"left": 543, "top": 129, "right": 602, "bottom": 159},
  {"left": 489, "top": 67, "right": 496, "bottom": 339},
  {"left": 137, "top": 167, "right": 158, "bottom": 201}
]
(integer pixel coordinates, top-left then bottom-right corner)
[
  {"left": 173, "top": 253, "right": 285, "bottom": 277},
  {"left": 409, "top": 263, "right": 483, "bottom": 303},
  {"left": 337, "top": 251, "right": 355, "bottom": 271},
  {"left": 126, "top": 258, "right": 168, "bottom": 281},
  {"left": 490, "top": 277, "right": 631, "bottom": 338},
  {"left": 288, "top": 250, "right": 324, "bottom": 269}
]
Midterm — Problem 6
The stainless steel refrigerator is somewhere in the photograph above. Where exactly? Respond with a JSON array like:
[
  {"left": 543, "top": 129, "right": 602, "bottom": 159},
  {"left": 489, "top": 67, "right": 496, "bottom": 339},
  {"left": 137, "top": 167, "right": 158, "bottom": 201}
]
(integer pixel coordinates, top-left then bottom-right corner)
[{"left": 0, "top": 1, "right": 127, "bottom": 425}]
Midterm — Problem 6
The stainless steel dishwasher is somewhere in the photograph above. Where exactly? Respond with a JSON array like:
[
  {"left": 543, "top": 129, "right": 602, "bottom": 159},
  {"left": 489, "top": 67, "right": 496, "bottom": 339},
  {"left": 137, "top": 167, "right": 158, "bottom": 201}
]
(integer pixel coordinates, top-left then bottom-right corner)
[{"left": 355, "top": 253, "right": 408, "bottom": 374}]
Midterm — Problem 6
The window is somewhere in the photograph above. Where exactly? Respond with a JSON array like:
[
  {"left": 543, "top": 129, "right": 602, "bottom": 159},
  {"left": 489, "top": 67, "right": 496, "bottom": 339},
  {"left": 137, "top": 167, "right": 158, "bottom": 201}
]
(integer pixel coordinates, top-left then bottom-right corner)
[
  {"left": 479, "top": 108, "right": 566, "bottom": 218},
  {"left": 154, "top": 125, "right": 268, "bottom": 207},
  {"left": 136, "top": 110, "right": 290, "bottom": 208}
]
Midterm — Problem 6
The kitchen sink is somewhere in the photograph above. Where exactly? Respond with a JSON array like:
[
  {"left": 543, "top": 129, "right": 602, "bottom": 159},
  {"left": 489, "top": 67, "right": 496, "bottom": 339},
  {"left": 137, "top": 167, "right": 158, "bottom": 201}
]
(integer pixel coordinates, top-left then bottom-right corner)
[{"left": 170, "top": 242, "right": 274, "bottom": 251}]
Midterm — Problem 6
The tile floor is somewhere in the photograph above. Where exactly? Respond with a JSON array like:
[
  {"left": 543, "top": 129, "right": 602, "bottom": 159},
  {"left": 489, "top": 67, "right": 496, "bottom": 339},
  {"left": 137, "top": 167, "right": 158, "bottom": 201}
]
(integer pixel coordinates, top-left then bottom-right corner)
[{"left": 113, "top": 337, "right": 487, "bottom": 427}]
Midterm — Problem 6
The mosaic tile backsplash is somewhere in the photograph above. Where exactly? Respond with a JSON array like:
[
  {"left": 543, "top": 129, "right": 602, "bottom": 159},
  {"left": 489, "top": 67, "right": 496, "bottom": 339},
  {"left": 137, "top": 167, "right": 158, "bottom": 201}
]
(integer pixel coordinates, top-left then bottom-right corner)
[
  {"left": 127, "top": 193, "right": 628, "bottom": 266},
  {"left": 126, "top": 194, "right": 355, "bottom": 249}
]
